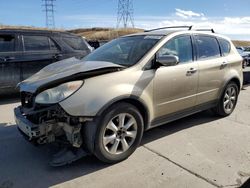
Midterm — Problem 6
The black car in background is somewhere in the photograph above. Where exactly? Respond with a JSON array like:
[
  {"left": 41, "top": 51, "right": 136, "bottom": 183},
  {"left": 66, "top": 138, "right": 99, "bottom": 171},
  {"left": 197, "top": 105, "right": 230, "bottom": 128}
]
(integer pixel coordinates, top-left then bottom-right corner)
[{"left": 0, "top": 29, "right": 92, "bottom": 95}]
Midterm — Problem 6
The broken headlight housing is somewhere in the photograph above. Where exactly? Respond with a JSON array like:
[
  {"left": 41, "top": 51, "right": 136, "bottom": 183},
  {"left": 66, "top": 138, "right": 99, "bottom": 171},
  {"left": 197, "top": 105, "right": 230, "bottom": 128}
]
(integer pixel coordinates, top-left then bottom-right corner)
[{"left": 35, "top": 80, "right": 83, "bottom": 104}]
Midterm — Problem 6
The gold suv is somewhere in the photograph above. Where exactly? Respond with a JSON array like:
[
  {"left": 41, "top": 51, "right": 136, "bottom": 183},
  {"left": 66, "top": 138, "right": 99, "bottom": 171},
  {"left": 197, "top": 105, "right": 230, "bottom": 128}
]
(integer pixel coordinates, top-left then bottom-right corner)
[{"left": 15, "top": 26, "right": 243, "bottom": 165}]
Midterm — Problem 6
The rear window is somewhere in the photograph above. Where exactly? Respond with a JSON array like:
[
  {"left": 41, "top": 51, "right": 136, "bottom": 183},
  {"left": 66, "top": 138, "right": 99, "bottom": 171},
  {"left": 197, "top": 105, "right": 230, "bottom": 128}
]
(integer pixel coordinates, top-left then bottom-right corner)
[
  {"left": 23, "top": 35, "right": 50, "bottom": 51},
  {"left": 195, "top": 35, "right": 221, "bottom": 60},
  {"left": 0, "top": 35, "right": 15, "bottom": 52},
  {"left": 63, "top": 36, "right": 88, "bottom": 50},
  {"left": 218, "top": 38, "right": 231, "bottom": 56}
]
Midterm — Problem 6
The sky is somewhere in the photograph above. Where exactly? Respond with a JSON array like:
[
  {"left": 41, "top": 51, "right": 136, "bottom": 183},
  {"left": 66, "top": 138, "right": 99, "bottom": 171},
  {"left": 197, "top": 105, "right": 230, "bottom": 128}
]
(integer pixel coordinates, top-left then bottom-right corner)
[{"left": 0, "top": 0, "right": 250, "bottom": 40}]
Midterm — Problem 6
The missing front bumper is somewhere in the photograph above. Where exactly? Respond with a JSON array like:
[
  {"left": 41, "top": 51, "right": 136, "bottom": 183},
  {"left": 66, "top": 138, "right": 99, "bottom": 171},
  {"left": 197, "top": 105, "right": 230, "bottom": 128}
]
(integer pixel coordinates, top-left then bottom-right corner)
[
  {"left": 14, "top": 107, "right": 43, "bottom": 140},
  {"left": 14, "top": 105, "right": 91, "bottom": 147}
]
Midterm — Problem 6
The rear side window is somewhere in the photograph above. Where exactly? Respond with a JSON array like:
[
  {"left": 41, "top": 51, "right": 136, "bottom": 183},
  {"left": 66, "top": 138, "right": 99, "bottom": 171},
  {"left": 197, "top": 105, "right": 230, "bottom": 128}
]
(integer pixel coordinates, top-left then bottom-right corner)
[
  {"left": 0, "top": 35, "right": 15, "bottom": 52},
  {"left": 23, "top": 35, "right": 50, "bottom": 51},
  {"left": 218, "top": 38, "right": 231, "bottom": 56},
  {"left": 63, "top": 36, "right": 88, "bottom": 50},
  {"left": 195, "top": 35, "right": 220, "bottom": 60}
]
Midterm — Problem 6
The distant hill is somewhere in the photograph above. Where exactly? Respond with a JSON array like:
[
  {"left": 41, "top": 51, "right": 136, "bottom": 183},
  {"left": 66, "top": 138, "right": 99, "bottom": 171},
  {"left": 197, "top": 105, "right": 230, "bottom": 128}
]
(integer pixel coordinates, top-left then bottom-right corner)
[
  {"left": 68, "top": 28, "right": 250, "bottom": 47},
  {"left": 232, "top": 40, "right": 250, "bottom": 47},
  {"left": 68, "top": 27, "right": 143, "bottom": 41},
  {"left": 0, "top": 25, "right": 249, "bottom": 46}
]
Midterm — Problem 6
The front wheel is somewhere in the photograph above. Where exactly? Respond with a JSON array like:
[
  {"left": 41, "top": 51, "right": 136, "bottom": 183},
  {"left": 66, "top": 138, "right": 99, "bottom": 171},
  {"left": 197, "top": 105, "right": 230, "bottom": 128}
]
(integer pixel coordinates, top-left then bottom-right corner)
[
  {"left": 94, "top": 103, "right": 144, "bottom": 163},
  {"left": 212, "top": 82, "right": 239, "bottom": 116}
]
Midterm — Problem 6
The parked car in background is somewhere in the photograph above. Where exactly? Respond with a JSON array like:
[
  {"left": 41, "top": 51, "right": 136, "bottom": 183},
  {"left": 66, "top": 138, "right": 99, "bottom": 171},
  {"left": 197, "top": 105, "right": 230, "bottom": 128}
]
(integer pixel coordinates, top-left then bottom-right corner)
[
  {"left": 15, "top": 26, "right": 243, "bottom": 166},
  {"left": 236, "top": 46, "right": 250, "bottom": 68},
  {"left": 0, "top": 29, "right": 92, "bottom": 95}
]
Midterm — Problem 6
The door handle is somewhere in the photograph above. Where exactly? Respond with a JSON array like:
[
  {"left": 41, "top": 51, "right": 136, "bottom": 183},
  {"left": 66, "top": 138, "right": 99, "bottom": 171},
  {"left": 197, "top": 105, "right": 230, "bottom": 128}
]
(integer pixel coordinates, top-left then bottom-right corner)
[
  {"left": 53, "top": 54, "right": 63, "bottom": 59},
  {"left": 220, "top": 62, "right": 228, "bottom": 69},
  {"left": 186, "top": 68, "right": 197, "bottom": 76},
  {"left": 4, "top": 56, "right": 15, "bottom": 61}
]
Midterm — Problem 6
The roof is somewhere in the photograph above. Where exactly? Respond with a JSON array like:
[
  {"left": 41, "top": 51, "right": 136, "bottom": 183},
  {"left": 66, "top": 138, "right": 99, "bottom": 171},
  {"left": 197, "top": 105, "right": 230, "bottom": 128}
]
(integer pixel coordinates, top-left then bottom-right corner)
[
  {"left": 0, "top": 28, "right": 75, "bottom": 36},
  {"left": 124, "top": 26, "right": 230, "bottom": 41}
]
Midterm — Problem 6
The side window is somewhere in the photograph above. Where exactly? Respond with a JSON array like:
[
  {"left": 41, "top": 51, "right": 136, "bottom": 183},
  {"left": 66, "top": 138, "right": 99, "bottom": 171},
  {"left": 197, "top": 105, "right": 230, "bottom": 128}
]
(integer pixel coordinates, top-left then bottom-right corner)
[
  {"left": 49, "top": 38, "right": 59, "bottom": 51},
  {"left": 0, "top": 35, "right": 15, "bottom": 52},
  {"left": 63, "top": 36, "right": 88, "bottom": 50},
  {"left": 23, "top": 35, "right": 50, "bottom": 51},
  {"left": 158, "top": 35, "right": 193, "bottom": 63},
  {"left": 195, "top": 35, "right": 220, "bottom": 60},
  {"left": 218, "top": 38, "right": 231, "bottom": 56}
]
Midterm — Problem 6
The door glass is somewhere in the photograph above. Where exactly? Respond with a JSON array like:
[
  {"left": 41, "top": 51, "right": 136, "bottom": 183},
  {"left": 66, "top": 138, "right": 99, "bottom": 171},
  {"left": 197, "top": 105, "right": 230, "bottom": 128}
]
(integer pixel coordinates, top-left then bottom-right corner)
[
  {"left": 0, "top": 35, "right": 15, "bottom": 52},
  {"left": 49, "top": 38, "right": 59, "bottom": 51},
  {"left": 218, "top": 38, "right": 231, "bottom": 56},
  {"left": 63, "top": 36, "right": 88, "bottom": 50},
  {"left": 158, "top": 35, "right": 193, "bottom": 63},
  {"left": 195, "top": 35, "right": 221, "bottom": 60},
  {"left": 23, "top": 35, "right": 50, "bottom": 51}
]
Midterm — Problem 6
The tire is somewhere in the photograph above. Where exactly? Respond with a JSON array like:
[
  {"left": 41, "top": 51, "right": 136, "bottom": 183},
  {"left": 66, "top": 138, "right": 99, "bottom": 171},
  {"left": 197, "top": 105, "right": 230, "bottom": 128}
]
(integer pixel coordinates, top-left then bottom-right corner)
[
  {"left": 94, "top": 102, "right": 144, "bottom": 163},
  {"left": 212, "top": 82, "right": 239, "bottom": 117}
]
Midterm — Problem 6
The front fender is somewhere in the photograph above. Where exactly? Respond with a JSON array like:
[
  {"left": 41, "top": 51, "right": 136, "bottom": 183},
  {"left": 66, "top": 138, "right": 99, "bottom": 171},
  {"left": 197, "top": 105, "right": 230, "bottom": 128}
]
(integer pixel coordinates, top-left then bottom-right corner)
[{"left": 59, "top": 69, "right": 155, "bottom": 121}]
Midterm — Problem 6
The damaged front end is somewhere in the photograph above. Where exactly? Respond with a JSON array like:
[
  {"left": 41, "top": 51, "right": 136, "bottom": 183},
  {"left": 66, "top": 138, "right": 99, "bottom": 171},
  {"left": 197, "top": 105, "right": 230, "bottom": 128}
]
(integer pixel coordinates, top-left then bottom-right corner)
[
  {"left": 15, "top": 60, "right": 123, "bottom": 147},
  {"left": 15, "top": 91, "right": 91, "bottom": 148},
  {"left": 14, "top": 60, "right": 124, "bottom": 165}
]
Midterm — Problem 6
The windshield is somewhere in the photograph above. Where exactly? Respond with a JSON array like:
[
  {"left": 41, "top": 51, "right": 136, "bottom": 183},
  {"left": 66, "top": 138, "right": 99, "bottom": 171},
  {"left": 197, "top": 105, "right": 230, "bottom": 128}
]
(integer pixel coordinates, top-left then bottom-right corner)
[{"left": 84, "top": 35, "right": 162, "bottom": 66}]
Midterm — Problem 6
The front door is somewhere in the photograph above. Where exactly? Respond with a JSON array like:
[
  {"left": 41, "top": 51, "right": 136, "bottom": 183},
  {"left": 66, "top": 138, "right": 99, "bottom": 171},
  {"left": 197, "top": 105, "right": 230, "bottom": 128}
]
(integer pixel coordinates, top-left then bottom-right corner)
[{"left": 153, "top": 35, "right": 198, "bottom": 119}]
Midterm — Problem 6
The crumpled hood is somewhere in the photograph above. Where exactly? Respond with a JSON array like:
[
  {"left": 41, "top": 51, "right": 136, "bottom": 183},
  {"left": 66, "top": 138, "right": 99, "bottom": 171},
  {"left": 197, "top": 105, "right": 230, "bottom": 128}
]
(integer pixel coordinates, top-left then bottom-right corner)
[{"left": 19, "top": 57, "right": 123, "bottom": 93}]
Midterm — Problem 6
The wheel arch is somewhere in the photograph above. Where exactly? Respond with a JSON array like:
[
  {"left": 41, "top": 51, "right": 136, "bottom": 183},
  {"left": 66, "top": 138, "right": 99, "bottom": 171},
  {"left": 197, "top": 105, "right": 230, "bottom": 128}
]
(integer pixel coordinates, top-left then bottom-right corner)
[
  {"left": 219, "top": 76, "right": 241, "bottom": 99},
  {"left": 96, "top": 95, "right": 150, "bottom": 131}
]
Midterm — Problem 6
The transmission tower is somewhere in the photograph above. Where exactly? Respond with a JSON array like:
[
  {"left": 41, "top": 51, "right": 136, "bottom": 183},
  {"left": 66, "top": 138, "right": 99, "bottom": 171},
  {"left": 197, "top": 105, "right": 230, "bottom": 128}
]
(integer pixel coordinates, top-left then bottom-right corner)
[
  {"left": 42, "top": 0, "right": 56, "bottom": 28},
  {"left": 116, "top": 0, "right": 134, "bottom": 28}
]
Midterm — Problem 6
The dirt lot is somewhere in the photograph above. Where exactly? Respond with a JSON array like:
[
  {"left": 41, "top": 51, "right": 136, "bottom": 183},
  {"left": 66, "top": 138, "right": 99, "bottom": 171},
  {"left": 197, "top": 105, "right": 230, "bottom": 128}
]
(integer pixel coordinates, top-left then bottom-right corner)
[{"left": 0, "top": 86, "right": 250, "bottom": 188}]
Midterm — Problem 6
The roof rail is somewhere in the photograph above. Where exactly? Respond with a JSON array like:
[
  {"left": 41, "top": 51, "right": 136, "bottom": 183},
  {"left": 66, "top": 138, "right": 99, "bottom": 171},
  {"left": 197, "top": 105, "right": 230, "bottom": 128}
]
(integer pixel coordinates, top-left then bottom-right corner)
[
  {"left": 145, "top": 26, "right": 193, "bottom": 32},
  {"left": 194, "top": 29, "right": 215, "bottom": 33}
]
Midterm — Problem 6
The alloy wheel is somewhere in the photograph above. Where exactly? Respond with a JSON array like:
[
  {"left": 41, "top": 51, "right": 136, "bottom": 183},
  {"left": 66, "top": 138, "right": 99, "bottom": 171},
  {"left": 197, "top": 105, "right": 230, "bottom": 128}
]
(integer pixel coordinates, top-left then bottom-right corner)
[
  {"left": 102, "top": 113, "right": 138, "bottom": 155},
  {"left": 223, "top": 86, "right": 237, "bottom": 113}
]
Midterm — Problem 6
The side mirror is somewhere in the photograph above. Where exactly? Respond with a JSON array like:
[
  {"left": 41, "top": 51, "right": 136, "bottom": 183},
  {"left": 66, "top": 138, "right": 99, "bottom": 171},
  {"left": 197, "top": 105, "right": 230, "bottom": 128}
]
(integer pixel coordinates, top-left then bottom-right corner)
[{"left": 156, "top": 55, "right": 179, "bottom": 67}]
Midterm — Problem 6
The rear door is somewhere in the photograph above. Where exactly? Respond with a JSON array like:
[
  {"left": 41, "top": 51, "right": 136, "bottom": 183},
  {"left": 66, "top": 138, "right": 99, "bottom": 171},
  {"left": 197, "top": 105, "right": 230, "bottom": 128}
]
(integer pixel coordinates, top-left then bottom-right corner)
[
  {"left": 194, "top": 35, "right": 226, "bottom": 105},
  {"left": 0, "top": 33, "right": 21, "bottom": 91},
  {"left": 153, "top": 35, "right": 198, "bottom": 119},
  {"left": 20, "top": 34, "right": 60, "bottom": 80}
]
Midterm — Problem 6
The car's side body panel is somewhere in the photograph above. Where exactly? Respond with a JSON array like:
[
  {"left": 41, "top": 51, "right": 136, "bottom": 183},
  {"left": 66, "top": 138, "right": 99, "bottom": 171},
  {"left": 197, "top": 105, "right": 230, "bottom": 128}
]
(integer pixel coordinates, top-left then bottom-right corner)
[
  {"left": 59, "top": 67, "right": 156, "bottom": 122},
  {"left": 195, "top": 56, "right": 226, "bottom": 105},
  {"left": 153, "top": 61, "right": 198, "bottom": 117}
]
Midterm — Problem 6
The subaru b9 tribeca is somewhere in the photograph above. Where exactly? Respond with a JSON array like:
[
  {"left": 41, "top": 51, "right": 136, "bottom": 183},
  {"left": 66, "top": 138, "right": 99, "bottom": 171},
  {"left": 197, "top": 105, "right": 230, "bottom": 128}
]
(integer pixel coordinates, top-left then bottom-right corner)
[{"left": 15, "top": 27, "right": 243, "bottom": 165}]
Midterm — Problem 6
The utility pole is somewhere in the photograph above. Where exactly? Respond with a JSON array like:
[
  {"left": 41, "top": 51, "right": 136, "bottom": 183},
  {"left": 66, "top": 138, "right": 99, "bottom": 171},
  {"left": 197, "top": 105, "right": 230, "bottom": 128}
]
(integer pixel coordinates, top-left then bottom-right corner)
[
  {"left": 42, "top": 0, "right": 56, "bottom": 28},
  {"left": 116, "top": 0, "right": 134, "bottom": 28}
]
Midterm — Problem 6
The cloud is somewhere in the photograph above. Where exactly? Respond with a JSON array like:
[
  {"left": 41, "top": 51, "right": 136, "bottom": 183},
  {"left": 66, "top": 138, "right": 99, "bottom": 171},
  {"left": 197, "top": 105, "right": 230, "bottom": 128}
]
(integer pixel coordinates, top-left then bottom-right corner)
[
  {"left": 175, "top": 8, "right": 204, "bottom": 19},
  {"left": 135, "top": 16, "right": 250, "bottom": 40},
  {"left": 61, "top": 11, "right": 250, "bottom": 40},
  {"left": 223, "top": 17, "right": 250, "bottom": 24}
]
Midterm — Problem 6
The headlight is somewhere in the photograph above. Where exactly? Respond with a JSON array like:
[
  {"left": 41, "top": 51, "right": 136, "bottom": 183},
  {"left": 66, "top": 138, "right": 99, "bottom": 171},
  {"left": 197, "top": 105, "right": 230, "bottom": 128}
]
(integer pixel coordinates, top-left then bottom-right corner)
[{"left": 35, "top": 80, "right": 83, "bottom": 104}]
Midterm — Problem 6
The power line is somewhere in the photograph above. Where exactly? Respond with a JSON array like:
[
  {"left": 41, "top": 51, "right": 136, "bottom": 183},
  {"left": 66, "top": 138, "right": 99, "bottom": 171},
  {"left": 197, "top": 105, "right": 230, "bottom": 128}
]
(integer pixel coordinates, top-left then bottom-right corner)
[
  {"left": 42, "top": 0, "right": 56, "bottom": 28},
  {"left": 117, "top": 0, "right": 134, "bottom": 28}
]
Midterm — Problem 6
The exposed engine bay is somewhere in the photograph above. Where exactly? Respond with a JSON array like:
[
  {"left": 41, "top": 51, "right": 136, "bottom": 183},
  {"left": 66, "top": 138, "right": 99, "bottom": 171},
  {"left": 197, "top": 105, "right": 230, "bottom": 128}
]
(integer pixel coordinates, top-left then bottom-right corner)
[{"left": 17, "top": 92, "right": 94, "bottom": 148}]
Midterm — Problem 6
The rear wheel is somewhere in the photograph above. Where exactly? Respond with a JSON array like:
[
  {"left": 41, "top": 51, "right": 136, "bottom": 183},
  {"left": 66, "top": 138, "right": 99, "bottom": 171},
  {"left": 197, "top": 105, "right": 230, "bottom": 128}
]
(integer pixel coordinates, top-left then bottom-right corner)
[
  {"left": 212, "top": 82, "right": 239, "bottom": 116},
  {"left": 94, "top": 103, "right": 144, "bottom": 163}
]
